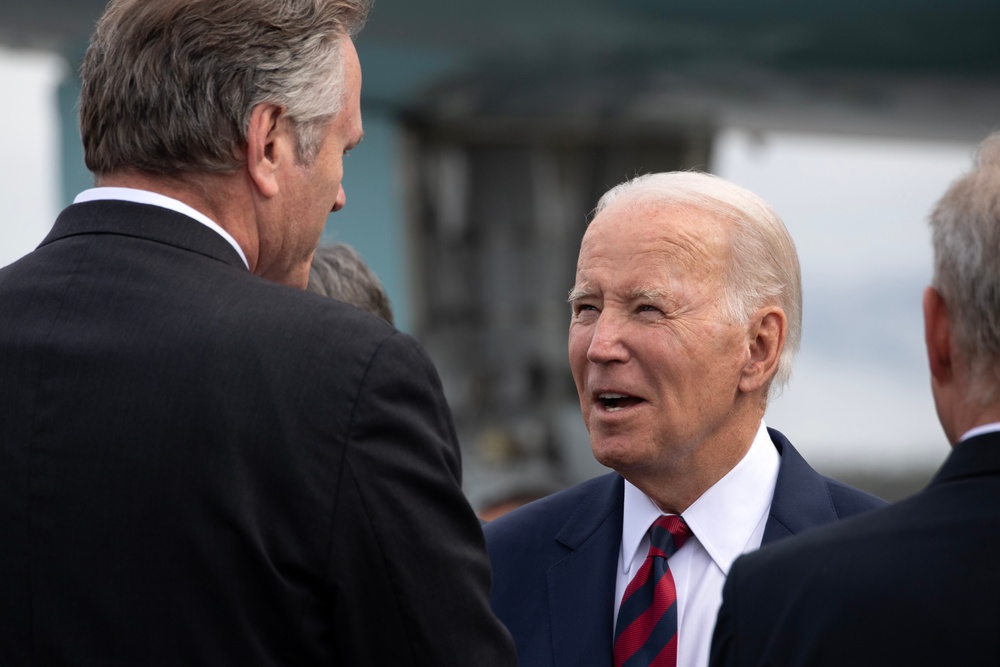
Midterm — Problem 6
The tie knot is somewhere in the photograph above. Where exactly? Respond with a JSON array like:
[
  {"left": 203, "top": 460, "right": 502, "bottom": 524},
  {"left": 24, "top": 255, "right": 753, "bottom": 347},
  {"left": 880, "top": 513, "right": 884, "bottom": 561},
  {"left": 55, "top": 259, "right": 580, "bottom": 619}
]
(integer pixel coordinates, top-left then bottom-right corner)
[{"left": 648, "top": 515, "right": 691, "bottom": 559}]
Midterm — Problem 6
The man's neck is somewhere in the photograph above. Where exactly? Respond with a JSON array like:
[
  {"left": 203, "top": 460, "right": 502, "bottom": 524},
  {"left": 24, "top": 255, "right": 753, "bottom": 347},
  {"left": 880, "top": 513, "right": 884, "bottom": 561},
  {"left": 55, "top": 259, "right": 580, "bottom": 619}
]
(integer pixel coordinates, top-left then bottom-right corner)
[
  {"left": 936, "top": 368, "right": 1000, "bottom": 446},
  {"left": 952, "top": 404, "right": 1000, "bottom": 445}
]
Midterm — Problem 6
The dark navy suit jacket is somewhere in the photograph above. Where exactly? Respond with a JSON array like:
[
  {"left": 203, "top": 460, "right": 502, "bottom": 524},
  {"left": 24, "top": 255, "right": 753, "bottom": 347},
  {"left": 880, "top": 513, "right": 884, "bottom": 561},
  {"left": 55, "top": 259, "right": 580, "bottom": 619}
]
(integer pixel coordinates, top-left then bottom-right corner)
[
  {"left": 483, "top": 428, "right": 885, "bottom": 667},
  {"left": 710, "top": 432, "right": 1000, "bottom": 667}
]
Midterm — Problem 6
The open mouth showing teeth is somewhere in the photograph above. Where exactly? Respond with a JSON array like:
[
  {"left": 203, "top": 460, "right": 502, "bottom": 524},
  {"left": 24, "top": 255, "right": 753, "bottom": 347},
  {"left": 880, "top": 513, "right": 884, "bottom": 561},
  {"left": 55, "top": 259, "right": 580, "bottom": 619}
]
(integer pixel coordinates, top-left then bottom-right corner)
[{"left": 598, "top": 393, "right": 641, "bottom": 411}]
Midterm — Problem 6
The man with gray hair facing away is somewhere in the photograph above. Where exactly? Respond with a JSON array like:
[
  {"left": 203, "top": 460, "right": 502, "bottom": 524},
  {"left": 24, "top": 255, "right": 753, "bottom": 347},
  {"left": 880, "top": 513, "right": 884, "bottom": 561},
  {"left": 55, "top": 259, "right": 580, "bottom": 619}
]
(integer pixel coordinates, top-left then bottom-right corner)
[
  {"left": 485, "top": 171, "right": 883, "bottom": 667},
  {"left": 0, "top": 0, "right": 516, "bottom": 665},
  {"left": 709, "top": 133, "right": 1000, "bottom": 667}
]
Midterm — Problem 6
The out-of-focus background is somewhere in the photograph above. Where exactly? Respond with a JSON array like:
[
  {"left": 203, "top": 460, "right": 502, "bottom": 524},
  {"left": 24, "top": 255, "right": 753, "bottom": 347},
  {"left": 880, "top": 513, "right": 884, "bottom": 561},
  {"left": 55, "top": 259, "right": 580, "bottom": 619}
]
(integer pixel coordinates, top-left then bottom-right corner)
[{"left": 4, "top": 0, "right": 1000, "bottom": 513}]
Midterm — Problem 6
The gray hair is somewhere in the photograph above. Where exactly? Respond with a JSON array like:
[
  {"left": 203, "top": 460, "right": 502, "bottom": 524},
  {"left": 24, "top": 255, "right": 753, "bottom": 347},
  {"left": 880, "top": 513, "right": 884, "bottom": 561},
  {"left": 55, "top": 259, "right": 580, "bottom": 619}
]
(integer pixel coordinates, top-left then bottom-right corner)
[
  {"left": 595, "top": 171, "right": 802, "bottom": 393},
  {"left": 929, "top": 132, "right": 1000, "bottom": 399},
  {"left": 308, "top": 243, "right": 394, "bottom": 325},
  {"left": 80, "top": 0, "right": 371, "bottom": 176}
]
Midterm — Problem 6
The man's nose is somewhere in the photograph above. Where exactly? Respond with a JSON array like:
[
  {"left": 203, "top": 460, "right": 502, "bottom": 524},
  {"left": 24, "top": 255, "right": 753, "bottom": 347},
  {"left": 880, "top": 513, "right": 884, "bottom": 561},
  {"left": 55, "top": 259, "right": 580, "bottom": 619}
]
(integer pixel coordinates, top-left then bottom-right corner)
[
  {"left": 331, "top": 184, "right": 346, "bottom": 212},
  {"left": 587, "top": 311, "right": 629, "bottom": 364}
]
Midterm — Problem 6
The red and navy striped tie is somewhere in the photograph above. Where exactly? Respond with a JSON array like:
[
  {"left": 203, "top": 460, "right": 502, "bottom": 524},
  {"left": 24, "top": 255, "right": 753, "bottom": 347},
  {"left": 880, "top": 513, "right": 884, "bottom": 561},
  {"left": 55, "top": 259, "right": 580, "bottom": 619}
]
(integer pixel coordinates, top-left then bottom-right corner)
[{"left": 613, "top": 515, "right": 692, "bottom": 667}]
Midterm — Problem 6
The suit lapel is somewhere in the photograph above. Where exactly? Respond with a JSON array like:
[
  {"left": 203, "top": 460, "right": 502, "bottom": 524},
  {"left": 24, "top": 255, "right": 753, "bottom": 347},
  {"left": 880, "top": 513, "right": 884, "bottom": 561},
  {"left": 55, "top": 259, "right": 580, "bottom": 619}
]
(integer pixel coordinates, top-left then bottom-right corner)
[
  {"left": 762, "top": 427, "right": 842, "bottom": 543},
  {"left": 547, "top": 473, "right": 623, "bottom": 667}
]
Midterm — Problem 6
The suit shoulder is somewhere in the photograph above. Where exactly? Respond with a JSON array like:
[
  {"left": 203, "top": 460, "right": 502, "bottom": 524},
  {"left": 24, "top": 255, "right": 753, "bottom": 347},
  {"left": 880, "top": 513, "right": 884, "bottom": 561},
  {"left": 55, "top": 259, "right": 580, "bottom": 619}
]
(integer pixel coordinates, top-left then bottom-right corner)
[
  {"left": 247, "top": 274, "right": 390, "bottom": 328},
  {"left": 745, "top": 494, "right": 900, "bottom": 578},
  {"left": 768, "top": 427, "right": 887, "bottom": 521},
  {"left": 824, "top": 476, "right": 887, "bottom": 516},
  {"left": 225, "top": 273, "right": 398, "bottom": 352},
  {"left": 484, "top": 473, "right": 619, "bottom": 549}
]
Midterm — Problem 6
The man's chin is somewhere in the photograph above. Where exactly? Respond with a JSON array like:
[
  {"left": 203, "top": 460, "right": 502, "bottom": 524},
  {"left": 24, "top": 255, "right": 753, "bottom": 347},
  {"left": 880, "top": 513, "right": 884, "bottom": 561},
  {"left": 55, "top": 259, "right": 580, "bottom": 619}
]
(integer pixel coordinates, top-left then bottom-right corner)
[{"left": 591, "top": 442, "right": 647, "bottom": 474}]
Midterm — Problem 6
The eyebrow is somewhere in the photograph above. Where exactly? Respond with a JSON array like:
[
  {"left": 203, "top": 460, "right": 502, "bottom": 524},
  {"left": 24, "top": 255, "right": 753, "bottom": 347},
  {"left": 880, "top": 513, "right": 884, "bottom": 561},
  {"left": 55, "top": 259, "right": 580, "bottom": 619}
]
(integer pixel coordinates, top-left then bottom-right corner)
[
  {"left": 567, "top": 286, "right": 591, "bottom": 303},
  {"left": 629, "top": 287, "right": 667, "bottom": 301},
  {"left": 567, "top": 286, "right": 668, "bottom": 303}
]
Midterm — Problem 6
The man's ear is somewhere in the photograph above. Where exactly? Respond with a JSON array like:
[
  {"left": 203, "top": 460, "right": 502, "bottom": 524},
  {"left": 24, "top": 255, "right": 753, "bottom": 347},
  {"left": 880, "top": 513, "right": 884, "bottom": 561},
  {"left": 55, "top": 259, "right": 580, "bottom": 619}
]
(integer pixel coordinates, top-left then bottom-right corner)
[
  {"left": 924, "top": 285, "right": 953, "bottom": 386},
  {"left": 738, "top": 306, "right": 787, "bottom": 394},
  {"left": 245, "top": 102, "right": 288, "bottom": 199}
]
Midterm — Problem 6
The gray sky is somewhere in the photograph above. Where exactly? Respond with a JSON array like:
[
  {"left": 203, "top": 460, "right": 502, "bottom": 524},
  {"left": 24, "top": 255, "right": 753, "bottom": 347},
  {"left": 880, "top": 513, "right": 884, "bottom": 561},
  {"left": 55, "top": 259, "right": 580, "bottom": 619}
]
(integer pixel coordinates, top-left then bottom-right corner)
[{"left": 0, "top": 48, "right": 976, "bottom": 475}]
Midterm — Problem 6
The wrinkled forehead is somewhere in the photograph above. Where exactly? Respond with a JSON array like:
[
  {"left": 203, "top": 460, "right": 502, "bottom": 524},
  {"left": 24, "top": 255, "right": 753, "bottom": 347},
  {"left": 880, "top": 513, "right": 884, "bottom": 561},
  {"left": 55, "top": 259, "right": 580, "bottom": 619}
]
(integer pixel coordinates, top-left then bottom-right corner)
[{"left": 579, "top": 197, "right": 734, "bottom": 275}]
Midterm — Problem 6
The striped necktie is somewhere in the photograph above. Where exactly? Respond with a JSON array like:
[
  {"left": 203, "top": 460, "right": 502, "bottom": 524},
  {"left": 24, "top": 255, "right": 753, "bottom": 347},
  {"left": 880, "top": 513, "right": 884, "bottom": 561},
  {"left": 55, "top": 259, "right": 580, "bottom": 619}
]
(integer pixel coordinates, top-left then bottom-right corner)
[{"left": 613, "top": 515, "right": 692, "bottom": 667}]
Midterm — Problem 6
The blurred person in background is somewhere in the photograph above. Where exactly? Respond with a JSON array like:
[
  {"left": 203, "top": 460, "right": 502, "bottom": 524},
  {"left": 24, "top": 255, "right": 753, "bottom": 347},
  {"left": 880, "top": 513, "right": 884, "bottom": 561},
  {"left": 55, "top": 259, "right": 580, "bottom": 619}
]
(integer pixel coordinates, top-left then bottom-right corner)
[
  {"left": 484, "top": 171, "right": 884, "bottom": 667},
  {"left": 710, "top": 132, "right": 1000, "bottom": 667},
  {"left": 308, "top": 241, "right": 394, "bottom": 324},
  {"left": 0, "top": 0, "right": 515, "bottom": 665}
]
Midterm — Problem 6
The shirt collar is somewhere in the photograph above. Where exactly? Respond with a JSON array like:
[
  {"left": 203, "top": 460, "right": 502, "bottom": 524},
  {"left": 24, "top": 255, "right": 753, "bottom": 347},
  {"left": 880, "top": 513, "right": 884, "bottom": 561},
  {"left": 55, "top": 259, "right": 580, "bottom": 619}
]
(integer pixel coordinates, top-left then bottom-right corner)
[
  {"left": 959, "top": 421, "right": 1000, "bottom": 443},
  {"left": 621, "top": 420, "right": 780, "bottom": 576},
  {"left": 621, "top": 479, "right": 667, "bottom": 575},
  {"left": 74, "top": 187, "right": 249, "bottom": 269}
]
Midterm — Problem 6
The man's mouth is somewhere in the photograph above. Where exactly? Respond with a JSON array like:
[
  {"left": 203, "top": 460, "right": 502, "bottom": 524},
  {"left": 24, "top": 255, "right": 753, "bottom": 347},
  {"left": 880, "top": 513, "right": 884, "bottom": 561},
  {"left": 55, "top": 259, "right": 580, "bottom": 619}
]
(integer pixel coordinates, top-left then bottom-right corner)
[{"left": 597, "top": 393, "right": 642, "bottom": 412}]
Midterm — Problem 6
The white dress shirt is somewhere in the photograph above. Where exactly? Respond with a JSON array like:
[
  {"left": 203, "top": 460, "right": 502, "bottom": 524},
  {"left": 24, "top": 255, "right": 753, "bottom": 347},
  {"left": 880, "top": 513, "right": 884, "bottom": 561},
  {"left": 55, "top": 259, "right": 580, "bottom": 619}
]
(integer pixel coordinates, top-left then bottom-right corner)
[
  {"left": 614, "top": 420, "right": 781, "bottom": 667},
  {"left": 74, "top": 187, "right": 249, "bottom": 269}
]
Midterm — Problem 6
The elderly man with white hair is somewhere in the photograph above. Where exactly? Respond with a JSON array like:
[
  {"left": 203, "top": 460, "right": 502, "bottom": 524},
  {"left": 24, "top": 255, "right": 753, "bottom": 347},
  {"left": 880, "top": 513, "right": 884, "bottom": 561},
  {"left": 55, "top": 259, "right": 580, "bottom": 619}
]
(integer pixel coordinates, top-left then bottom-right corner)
[{"left": 485, "top": 171, "right": 884, "bottom": 667}]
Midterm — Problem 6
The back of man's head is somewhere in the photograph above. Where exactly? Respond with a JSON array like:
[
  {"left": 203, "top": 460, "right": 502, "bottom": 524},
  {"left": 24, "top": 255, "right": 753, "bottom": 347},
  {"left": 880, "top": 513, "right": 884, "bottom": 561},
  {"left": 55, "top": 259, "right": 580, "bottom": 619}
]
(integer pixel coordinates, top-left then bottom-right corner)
[
  {"left": 80, "top": 0, "right": 371, "bottom": 177},
  {"left": 595, "top": 171, "right": 802, "bottom": 393},
  {"left": 308, "top": 243, "right": 395, "bottom": 325},
  {"left": 930, "top": 133, "right": 1000, "bottom": 400}
]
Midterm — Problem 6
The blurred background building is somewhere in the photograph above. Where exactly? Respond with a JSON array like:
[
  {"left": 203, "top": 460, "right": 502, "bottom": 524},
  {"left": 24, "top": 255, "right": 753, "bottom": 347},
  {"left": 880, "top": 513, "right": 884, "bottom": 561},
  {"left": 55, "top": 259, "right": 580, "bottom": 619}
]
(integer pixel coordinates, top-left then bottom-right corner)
[{"left": 4, "top": 0, "right": 1000, "bottom": 512}]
